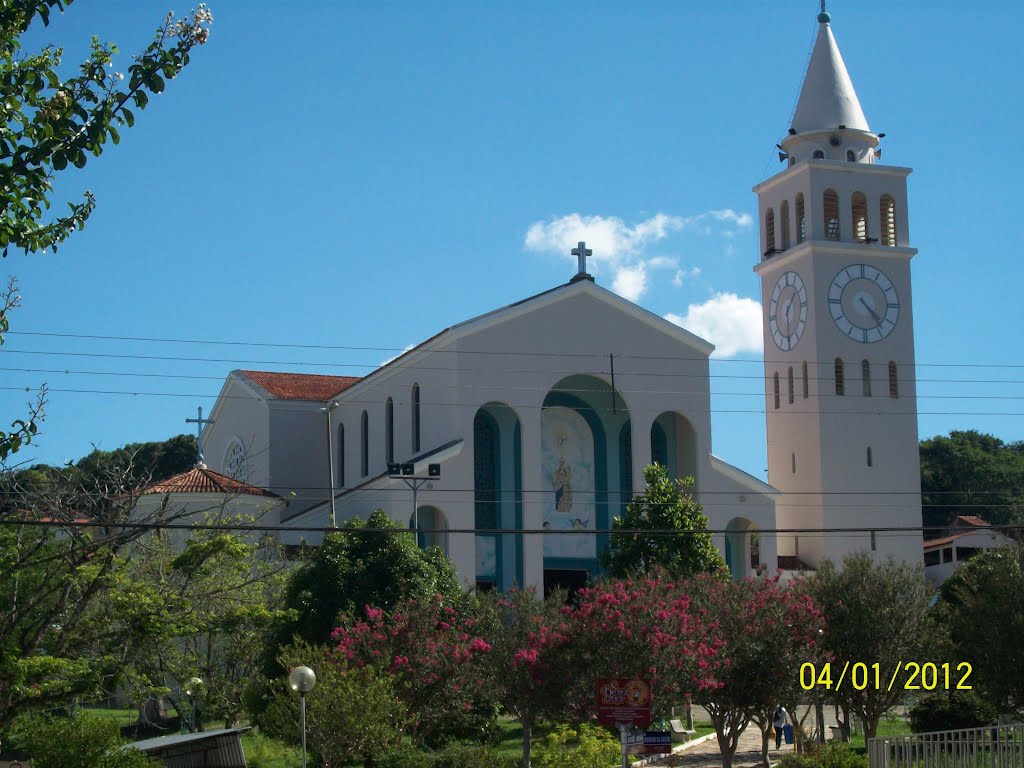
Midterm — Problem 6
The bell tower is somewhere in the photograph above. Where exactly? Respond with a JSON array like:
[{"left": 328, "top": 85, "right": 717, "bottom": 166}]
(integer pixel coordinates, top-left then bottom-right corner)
[{"left": 754, "top": 7, "right": 923, "bottom": 567}]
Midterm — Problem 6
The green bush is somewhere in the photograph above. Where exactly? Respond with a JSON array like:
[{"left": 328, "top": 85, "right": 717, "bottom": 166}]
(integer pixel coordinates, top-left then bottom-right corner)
[
  {"left": 532, "top": 723, "right": 620, "bottom": 768},
  {"left": 9, "top": 713, "right": 157, "bottom": 768},
  {"left": 909, "top": 692, "right": 997, "bottom": 733},
  {"left": 779, "top": 742, "right": 867, "bottom": 768}
]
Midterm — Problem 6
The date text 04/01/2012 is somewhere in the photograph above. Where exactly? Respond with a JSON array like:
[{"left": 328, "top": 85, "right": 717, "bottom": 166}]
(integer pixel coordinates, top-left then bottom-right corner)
[{"left": 799, "top": 662, "right": 973, "bottom": 693}]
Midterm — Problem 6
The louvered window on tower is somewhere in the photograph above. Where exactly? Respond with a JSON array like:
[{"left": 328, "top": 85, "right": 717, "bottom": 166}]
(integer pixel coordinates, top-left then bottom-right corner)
[
  {"left": 889, "top": 361, "right": 899, "bottom": 398},
  {"left": 765, "top": 208, "right": 776, "bottom": 256},
  {"left": 852, "top": 191, "right": 868, "bottom": 242},
  {"left": 795, "top": 193, "right": 806, "bottom": 243},
  {"left": 834, "top": 358, "right": 845, "bottom": 396},
  {"left": 862, "top": 360, "right": 872, "bottom": 397},
  {"left": 773, "top": 372, "right": 780, "bottom": 410},
  {"left": 880, "top": 194, "right": 897, "bottom": 246},
  {"left": 780, "top": 200, "right": 791, "bottom": 250},
  {"left": 802, "top": 361, "right": 809, "bottom": 398},
  {"left": 824, "top": 189, "right": 841, "bottom": 240},
  {"left": 788, "top": 366, "right": 794, "bottom": 404}
]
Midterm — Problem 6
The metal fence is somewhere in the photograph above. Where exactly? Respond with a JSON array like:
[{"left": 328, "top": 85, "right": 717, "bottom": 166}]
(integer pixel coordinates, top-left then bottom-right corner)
[{"left": 868, "top": 724, "right": 1024, "bottom": 768}]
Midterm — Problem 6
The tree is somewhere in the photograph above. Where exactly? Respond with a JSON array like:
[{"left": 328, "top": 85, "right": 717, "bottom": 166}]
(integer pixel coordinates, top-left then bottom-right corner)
[
  {"left": 601, "top": 463, "right": 725, "bottom": 578},
  {"left": 480, "top": 588, "right": 577, "bottom": 768},
  {"left": 271, "top": 510, "right": 465, "bottom": 655},
  {"left": 0, "top": 0, "right": 213, "bottom": 457},
  {"left": 686, "top": 575, "right": 823, "bottom": 768},
  {"left": 920, "top": 430, "right": 1024, "bottom": 532},
  {"left": 118, "top": 522, "right": 290, "bottom": 731},
  {"left": 939, "top": 545, "right": 1024, "bottom": 719},
  {"left": 333, "top": 594, "right": 496, "bottom": 747},
  {"left": 259, "top": 641, "right": 406, "bottom": 768},
  {"left": 808, "top": 553, "right": 934, "bottom": 739}
]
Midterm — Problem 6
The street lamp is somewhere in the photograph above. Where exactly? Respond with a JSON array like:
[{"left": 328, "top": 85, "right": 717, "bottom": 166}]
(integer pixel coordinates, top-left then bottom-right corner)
[
  {"left": 184, "top": 677, "right": 203, "bottom": 733},
  {"left": 288, "top": 665, "right": 316, "bottom": 768}
]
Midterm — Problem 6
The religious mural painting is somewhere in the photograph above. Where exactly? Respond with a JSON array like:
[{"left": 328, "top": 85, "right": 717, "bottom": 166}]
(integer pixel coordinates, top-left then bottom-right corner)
[{"left": 541, "top": 406, "right": 596, "bottom": 559}]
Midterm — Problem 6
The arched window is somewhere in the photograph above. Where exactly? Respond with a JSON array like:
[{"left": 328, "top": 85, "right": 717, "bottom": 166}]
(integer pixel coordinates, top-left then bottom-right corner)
[
  {"left": 773, "top": 372, "right": 780, "bottom": 410},
  {"left": 880, "top": 194, "right": 897, "bottom": 246},
  {"left": 888, "top": 361, "right": 899, "bottom": 398},
  {"left": 385, "top": 397, "right": 394, "bottom": 464},
  {"left": 834, "top": 358, "right": 845, "bottom": 396},
  {"left": 787, "top": 366, "right": 794, "bottom": 404},
  {"left": 846, "top": 149, "right": 856, "bottom": 162},
  {"left": 852, "top": 191, "right": 868, "bottom": 242},
  {"left": 764, "top": 208, "right": 776, "bottom": 256},
  {"left": 780, "top": 200, "right": 791, "bottom": 250},
  {"left": 223, "top": 437, "right": 247, "bottom": 480},
  {"left": 813, "top": 149, "right": 825, "bottom": 159},
  {"left": 411, "top": 383, "right": 421, "bottom": 453},
  {"left": 824, "top": 188, "right": 841, "bottom": 240},
  {"left": 862, "top": 359, "right": 872, "bottom": 397},
  {"left": 337, "top": 423, "right": 345, "bottom": 487},
  {"left": 360, "top": 410, "right": 369, "bottom": 477},
  {"left": 802, "top": 361, "right": 809, "bottom": 398},
  {"left": 795, "top": 193, "right": 806, "bottom": 243},
  {"left": 867, "top": 446, "right": 873, "bottom": 467}
]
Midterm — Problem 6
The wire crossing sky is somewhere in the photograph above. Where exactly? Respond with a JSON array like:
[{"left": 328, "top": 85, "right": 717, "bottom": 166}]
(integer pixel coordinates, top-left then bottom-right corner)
[{"left": 2, "top": 2, "right": 1021, "bottom": 475}]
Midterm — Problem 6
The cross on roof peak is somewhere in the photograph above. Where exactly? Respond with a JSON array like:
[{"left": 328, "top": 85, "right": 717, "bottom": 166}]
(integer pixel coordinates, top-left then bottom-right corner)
[
  {"left": 571, "top": 241, "right": 593, "bottom": 278},
  {"left": 185, "top": 405, "right": 215, "bottom": 466}
]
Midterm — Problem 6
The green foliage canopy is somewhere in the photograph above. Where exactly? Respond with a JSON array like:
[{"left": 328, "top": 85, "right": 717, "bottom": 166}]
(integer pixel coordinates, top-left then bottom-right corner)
[
  {"left": 601, "top": 463, "right": 725, "bottom": 578},
  {"left": 920, "top": 430, "right": 1024, "bottom": 532},
  {"left": 271, "top": 510, "right": 465, "bottom": 656}
]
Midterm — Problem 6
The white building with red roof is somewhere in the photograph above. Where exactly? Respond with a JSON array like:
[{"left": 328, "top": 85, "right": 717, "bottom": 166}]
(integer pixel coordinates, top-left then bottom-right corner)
[{"left": 923, "top": 516, "right": 1015, "bottom": 585}]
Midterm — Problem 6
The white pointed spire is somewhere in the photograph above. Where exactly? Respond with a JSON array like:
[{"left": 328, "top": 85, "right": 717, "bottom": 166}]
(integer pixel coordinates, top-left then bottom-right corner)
[{"left": 790, "top": 11, "right": 869, "bottom": 134}]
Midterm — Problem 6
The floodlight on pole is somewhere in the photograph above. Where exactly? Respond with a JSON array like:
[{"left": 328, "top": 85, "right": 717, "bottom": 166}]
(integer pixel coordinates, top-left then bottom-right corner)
[
  {"left": 288, "top": 666, "right": 316, "bottom": 768},
  {"left": 388, "top": 462, "right": 441, "bottom": 548}
]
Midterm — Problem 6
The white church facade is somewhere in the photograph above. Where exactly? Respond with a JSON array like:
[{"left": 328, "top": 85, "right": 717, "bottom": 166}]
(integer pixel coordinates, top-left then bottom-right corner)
[{"left": 199, "top": 7, "right": 923, "bottom": 591}]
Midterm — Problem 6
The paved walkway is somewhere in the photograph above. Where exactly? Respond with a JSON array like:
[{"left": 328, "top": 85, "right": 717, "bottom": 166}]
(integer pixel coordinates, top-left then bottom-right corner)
[{"left": 643, "top": 726, "right": 781, "bottom": 768}]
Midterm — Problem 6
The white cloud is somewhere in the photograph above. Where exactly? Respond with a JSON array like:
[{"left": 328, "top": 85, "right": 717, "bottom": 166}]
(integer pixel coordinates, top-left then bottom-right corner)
[
  {"left": 665, "top": 293, "right": 763, "bottom": 358},
  {"left": 645, "top": 255, "right": 678, "bottom": 270},
  {"left": 708, "top": 209, "right": 754, "bottom": 228},
  {"left": 524, "top": 213, "right": 684, "bottom": 266},
  {"left": 379, "top": 344, "right": 415, "bottom": 367},
  {"left": 612, "top": 263, "right": 648, "bottom": 302},
  {"left": 672, "top": 266, "right": 701, "bottom": 287}
]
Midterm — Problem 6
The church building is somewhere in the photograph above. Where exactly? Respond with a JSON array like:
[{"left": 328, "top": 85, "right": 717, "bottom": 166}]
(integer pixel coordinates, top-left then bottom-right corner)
[{"left": 199, "top": 7, "right": 923, "bottom": 591}]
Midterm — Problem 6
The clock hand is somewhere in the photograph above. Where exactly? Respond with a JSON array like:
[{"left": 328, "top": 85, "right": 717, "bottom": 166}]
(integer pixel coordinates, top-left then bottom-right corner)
[
  {"left": 858, "top": 296, "right": 884, "bottom": 326},
  {"left": 782, "top": 298, "right": 794, "bottom": 331}
]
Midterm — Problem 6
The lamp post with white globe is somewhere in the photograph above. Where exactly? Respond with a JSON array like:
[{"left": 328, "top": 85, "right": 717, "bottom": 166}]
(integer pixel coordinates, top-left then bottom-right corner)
[{"left": 288, "top": 666, "right": 316, "bottom": 768}]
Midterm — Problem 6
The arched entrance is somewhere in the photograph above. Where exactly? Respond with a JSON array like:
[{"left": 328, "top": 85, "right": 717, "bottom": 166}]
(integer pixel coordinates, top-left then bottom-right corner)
[
  {"left": 473, "top": 403, "right": 523, "bottom": 591},
  {"left": 725, "top": 517, "right": 758, "bottom": 580},
  {"left": 410, "top": 505, "right": 448, "bottom": 554},
  {"left": 541, "top": 374, "right": 631, "bottom": 594},
  {"left": 651, "top": 411, "right": 699, "bottom": 489}
]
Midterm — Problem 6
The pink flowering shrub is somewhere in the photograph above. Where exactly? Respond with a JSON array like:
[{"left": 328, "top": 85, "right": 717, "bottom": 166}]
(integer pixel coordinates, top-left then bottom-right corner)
[{"left": 333, "top": 594, "right": 495, "bottom": 746}]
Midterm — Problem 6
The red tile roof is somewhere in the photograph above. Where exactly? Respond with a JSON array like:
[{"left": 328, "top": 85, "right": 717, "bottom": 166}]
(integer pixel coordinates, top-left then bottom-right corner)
[
  {"left": 923, "top": 533, "right": 968, "bottom": 550},
  {"left": 954, "top": 515, "right": 990, "bottom": 528},
  {"left": 238, "top": 370, "right": 361, "bottom": 400},
  {"left": 142, "top": 465, "right": 280, "bottom": 498}
]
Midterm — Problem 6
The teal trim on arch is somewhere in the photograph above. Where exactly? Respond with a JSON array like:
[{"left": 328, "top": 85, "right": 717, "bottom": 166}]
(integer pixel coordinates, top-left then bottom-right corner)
[
  {"left": 618, "top": 422, "right": 632, "bottom": 526},
  {"left": 474, "top": 409, "right": 500, "bottom": 586},
  {"left": 514, "top": 420, "right": 523, "bottom": 588},
  {"left": 541, "top": 391, "right": 607, "bottom": 574}
]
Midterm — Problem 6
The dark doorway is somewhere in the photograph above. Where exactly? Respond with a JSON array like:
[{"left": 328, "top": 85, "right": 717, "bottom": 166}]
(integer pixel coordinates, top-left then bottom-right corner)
[{"left": 544, "top": 569, "right": 589, "bottom": 600}]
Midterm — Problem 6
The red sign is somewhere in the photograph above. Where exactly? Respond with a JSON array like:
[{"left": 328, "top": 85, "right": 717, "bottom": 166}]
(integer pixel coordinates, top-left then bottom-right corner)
[{"left": 596, "top": 678, "right": 652, "bottom": 728}]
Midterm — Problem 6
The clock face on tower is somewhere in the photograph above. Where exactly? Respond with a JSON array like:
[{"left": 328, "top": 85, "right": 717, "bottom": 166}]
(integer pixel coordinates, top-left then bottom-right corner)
[
  {"left": 828, "top": 264, "right": 900, "bottom": 343},
  {"left": 768, "top": 271, "right": 808, "bottom": 351}
]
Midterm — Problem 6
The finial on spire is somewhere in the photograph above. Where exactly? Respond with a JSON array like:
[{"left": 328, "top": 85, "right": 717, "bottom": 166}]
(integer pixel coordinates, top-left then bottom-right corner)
[{"left": 818, "top": 0, "right": 830, "bottom": 24}]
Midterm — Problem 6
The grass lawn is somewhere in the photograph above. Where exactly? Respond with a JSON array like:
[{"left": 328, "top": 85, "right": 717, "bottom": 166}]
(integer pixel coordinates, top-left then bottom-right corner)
[{"left": 848, "top": 716, "right": 911, "bottom": 754}]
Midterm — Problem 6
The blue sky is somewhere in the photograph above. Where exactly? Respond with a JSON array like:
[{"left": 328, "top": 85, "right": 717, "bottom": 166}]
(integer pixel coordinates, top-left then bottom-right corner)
[{"left": 2, "top": 1, "right": 1022, "bottom": 481}]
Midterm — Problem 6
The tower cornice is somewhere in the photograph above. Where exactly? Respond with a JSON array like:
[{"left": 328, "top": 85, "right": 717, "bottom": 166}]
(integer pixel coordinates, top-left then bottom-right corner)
[
  {"left": 754, "top": 160, "right": 912, "bottom": 196},
  {"left": 753, "top": 241, "right": 917, "bottom": 276}
]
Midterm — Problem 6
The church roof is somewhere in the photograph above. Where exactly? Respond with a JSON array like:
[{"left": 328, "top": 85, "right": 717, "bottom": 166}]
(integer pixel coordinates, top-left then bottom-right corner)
[
  {"left": 142, "top": 465, "right": 280, "bottom": 498},
  {"left": 790, "top": 15, "right": 869, "bottom": 134},
  {"left": 237, "top": 370, "right": 361, "bottom": 400}
]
